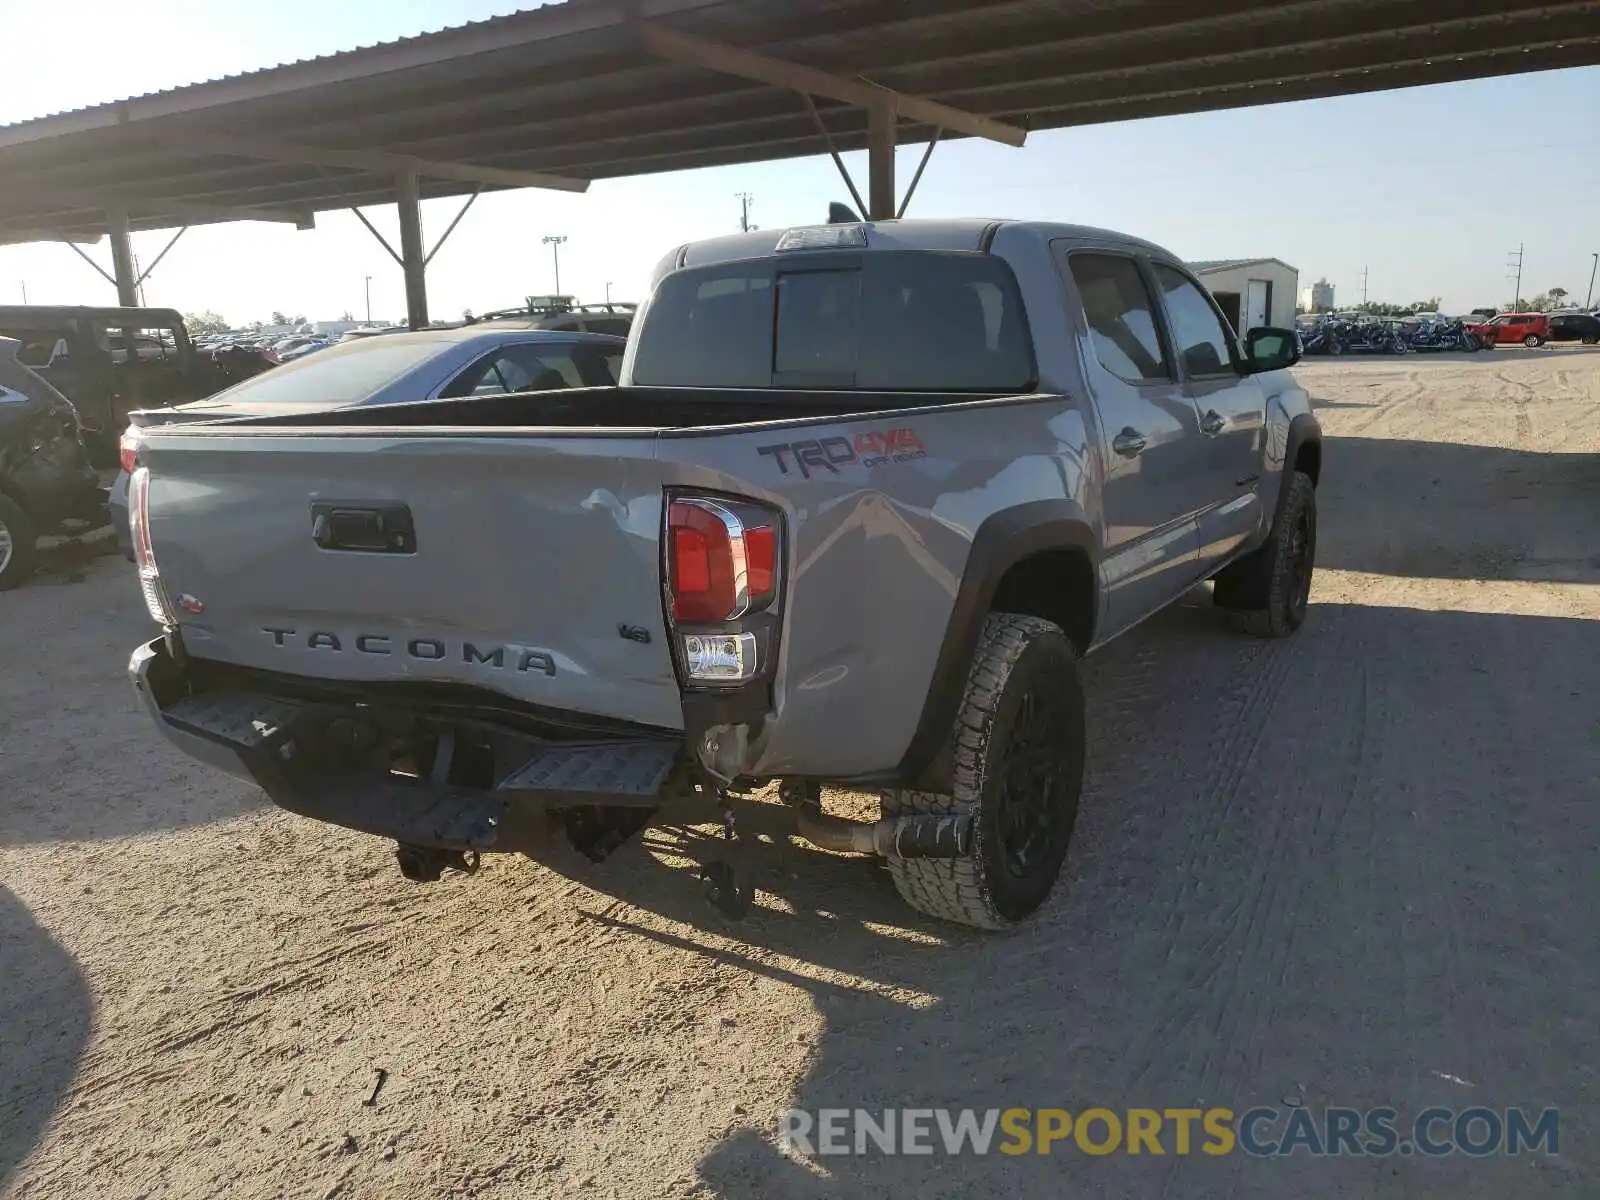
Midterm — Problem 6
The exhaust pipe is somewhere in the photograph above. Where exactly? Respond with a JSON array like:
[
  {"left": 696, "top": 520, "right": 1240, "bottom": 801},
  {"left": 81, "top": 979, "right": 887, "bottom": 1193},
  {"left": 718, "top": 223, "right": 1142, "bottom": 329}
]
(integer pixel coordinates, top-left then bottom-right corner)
[{"left": 795, "top": 809, "right": 973, "bottom": 859}]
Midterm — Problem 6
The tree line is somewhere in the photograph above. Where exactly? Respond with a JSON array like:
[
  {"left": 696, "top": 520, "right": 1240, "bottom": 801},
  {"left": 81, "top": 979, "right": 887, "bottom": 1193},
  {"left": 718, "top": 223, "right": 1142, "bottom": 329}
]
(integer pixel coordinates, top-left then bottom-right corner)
[{"left": 1299, "top": 287, "right": 1580, "bottom": 317}]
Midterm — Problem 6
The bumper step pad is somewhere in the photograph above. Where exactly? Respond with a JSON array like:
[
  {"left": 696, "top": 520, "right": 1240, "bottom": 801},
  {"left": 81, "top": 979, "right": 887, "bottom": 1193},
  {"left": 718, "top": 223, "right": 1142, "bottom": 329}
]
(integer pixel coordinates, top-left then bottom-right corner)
[
  {"left": 163, "top": 691, "right": 305, "bottom": 749},
  {"left": 499, "top": 740, "right": 680, "bottom": 805}
]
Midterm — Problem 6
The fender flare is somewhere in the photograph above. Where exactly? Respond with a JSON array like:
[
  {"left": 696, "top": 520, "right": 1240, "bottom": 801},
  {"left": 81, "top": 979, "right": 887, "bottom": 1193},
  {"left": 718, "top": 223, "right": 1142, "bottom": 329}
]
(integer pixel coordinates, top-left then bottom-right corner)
[
  {"left": 1277, "top": 412, "right": 1322, "bottom": 521},
  {"left": 893, "top": 501, "right": 1098, "bottom": 790}
]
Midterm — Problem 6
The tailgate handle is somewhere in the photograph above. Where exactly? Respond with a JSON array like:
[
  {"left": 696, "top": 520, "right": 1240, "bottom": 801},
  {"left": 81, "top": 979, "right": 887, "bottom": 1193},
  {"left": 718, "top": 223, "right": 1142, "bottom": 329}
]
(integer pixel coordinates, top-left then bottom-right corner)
[{"left": 311, "top": 502, "right": 416, "bottom": 554}]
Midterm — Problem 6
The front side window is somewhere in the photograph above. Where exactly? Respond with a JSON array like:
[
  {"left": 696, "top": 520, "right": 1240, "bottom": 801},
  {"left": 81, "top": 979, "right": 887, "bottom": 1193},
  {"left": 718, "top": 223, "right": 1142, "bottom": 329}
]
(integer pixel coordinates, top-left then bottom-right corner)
[
  {"left": 1067, "top": 253, "right": 1170, "bottom": 383},
  {"left": 1153, "top": 265, "right": 1238, "bottom": 378},
  {"left": 630, "top": 252, "right": 1034, "bottom": 392}
]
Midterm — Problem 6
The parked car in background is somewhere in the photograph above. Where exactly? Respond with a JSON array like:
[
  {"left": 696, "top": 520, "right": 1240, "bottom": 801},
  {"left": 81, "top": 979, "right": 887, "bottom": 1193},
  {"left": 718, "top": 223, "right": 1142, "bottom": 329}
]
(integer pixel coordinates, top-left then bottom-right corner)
[
  {"left": 339, "top": 326, "right": 408, "bottom": 342},
  {"left": 1476, "top": 312, "right": 1551, "bottom": 347},
  {"left": 1546, "top": 312, "right": 1600, "bottom": 345},
  {"left": 470, "top": 298, "right": 637, "bottom": 338},
  {"left": 0, "top": 337, "right": 106, "bottom": 589},
  {"left": 0, "top": 306, "right": 262, "bottom": 463},
  {"left": 111, "top": 326, "right": 626, "bottom": 558},
  {"left": 277, "top": 338, "right": 334, "bottom": 363}
]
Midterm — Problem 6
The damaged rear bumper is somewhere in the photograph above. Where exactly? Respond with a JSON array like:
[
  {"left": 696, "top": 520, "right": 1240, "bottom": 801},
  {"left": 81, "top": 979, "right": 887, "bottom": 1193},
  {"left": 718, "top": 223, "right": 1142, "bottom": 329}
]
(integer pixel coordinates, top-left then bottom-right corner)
[{"left": 129, "top": 637, "right": 695, "bottom": 853}]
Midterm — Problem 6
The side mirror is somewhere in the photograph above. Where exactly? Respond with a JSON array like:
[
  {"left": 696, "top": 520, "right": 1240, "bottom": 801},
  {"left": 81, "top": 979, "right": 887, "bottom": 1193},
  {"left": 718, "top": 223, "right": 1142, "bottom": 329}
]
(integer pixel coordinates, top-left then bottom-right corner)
[{"left": 1244, "top": 326, "right": 1301, "bottom": 373}]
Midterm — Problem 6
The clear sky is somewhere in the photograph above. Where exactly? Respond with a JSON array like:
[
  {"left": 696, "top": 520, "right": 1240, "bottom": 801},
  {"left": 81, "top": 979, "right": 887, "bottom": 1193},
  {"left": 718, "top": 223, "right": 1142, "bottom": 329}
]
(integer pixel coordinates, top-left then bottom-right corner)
[{"left": 1, "top": 1, "right": 1596, "bottom": 323}]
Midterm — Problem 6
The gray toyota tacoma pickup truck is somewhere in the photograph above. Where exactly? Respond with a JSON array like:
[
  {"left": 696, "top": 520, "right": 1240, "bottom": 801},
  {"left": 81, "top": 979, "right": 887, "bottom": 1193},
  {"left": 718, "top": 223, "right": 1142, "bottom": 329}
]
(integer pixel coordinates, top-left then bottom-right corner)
[{"left": 127, "top": 218, "right": 1321, "bottom": 930}]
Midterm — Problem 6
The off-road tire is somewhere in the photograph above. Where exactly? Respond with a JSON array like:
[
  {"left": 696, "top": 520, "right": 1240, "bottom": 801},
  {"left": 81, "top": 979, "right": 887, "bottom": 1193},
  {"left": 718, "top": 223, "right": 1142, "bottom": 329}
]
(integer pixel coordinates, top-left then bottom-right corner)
[
  {"left": 882, "top": 614, "right": 1085, "bottom": 930},
  {"left": 0, "top": 495, "right": 39, "bottom": 591},
  {"left": 1216, "top": 471, "right": 1317, "bottom": 638}
]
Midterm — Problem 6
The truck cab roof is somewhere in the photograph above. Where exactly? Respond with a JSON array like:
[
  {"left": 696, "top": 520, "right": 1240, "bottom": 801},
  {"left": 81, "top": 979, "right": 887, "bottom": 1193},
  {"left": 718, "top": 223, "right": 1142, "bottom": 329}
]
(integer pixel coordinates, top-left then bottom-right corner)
[{"left": 659, "top": 218, "right": 1177, "bottom": 281}]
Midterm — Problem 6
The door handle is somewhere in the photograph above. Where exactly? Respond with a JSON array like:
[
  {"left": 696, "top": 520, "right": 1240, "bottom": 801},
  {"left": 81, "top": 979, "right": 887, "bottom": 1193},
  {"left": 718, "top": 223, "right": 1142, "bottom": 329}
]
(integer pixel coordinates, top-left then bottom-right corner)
[
  {"left": 1112, "top": 428, "right": 1147, "bottom": 458},
  {"left": 1200, "top": 410, "right": 1226, "bottom": 436}
]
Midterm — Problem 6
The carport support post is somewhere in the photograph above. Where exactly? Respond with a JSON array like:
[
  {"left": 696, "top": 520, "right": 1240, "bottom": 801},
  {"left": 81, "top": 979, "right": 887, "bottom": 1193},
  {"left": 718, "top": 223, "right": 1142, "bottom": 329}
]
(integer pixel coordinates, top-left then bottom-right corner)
[
  {"left": 867, "top": 99, "right": 897, "bottom": 221},
  {"left": 396, "top": 172, "right": 429, "bottom": 330},
  {"left": 106, "top": 207, "right": 139, "bottom": 307}
]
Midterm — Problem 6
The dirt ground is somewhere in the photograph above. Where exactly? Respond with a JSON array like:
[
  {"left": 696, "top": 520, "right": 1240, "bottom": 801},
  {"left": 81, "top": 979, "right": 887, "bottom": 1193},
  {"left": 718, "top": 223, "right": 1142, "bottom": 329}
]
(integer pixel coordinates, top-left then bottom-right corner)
[{"left": 2, "top": 347, "right": 1597, "bottom": 1199}]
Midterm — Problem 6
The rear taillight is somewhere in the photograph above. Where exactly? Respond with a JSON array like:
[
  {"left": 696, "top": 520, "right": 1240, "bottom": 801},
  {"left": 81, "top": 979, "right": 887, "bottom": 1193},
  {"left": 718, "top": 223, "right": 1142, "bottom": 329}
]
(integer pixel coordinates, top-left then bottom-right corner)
[
  {"left": 665, "top": 495, "right": 781, "bottom": 686},
  {"left": 668, "top": 498, "right": 777, "bottom": 623},
  {"left": 127, "top": 467, "right": 176, "bottom": 626},
  {"left": 119, "top": 426, "right": 142, "bottom": 474}
]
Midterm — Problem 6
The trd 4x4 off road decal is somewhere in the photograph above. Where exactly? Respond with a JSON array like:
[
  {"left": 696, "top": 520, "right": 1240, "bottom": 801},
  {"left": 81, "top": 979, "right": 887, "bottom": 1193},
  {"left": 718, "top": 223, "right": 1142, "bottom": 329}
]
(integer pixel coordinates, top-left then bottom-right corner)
[{"left": 756, "top": 428, "right": 926, "bottom": 478}]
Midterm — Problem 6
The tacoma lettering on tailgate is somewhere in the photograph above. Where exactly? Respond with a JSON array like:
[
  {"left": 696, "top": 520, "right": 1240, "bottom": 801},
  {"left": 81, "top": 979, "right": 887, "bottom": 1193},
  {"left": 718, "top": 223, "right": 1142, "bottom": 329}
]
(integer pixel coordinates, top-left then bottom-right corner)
[{"left": 260, "top": 628, "right": 557, "bottom": 676}]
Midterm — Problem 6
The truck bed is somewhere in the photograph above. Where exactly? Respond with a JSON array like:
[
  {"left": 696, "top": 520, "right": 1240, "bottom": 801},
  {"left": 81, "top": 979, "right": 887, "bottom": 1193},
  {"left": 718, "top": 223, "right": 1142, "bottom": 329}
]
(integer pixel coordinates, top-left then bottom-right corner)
[{"left": 196, "top": 384, "right": 1016, "bottom": 432}]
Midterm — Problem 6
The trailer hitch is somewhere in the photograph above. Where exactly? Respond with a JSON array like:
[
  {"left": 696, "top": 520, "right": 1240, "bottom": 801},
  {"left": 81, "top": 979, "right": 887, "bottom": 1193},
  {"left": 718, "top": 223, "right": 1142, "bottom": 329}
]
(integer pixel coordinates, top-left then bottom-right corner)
[{"left": 394, "top": 844, "right": 481, "bottom": 883}]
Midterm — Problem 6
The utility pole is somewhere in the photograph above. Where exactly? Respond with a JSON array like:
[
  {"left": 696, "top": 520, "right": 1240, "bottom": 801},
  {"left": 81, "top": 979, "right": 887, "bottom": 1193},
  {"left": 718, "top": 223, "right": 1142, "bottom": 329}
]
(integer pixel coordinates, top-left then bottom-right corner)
[
  {"left": 364, "top": 275, "right": 372, "bottom": 323},
  {"left": 736, "top": 192, "right": 755, "bottom": 233},
  {"left": 543, "top": 235, "right": 568, "bottom": 296},
  {"left": 1586, "top": 252, "right": 1597, "bottom": 310},
  {"left": 1359, "top": 265, "right": 1369, "bottom": 306},
  {"left": 1507, "top": 243, "right": 1525, "bottom": 310},
  {"left": 19, "top": 280, "right": 26, "bottom": 303},
  {"left": 605, "top": 281, "right": 613, "bottom": 304}
]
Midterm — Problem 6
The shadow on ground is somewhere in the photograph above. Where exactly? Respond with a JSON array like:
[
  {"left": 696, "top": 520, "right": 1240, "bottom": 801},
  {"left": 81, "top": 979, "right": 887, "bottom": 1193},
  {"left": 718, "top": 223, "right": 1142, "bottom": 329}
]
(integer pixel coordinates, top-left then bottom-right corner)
[
  {"left": 1318, "top": 437, "right": 1600, "bottom": 582},
  {"left": 0, "top": 887, "right": 92, "bottom": 1190},
  {"left": 550, "top": 597, "right": 1598, "bottom": 1198},
  {"left": 0, "top": 556, "right": 265, "bottom": 846}
]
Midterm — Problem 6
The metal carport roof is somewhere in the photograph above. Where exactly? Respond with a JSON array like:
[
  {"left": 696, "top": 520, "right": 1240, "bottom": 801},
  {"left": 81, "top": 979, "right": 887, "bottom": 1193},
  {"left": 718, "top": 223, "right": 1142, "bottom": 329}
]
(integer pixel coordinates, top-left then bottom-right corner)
[{"left": 2, "top": 0, "right": 1596, "bottom": 319}]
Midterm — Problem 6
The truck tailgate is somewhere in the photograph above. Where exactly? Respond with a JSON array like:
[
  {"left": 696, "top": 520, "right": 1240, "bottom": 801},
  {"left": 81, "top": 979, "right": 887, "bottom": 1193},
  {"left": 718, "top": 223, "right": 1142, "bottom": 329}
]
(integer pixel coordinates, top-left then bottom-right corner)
[{"left": 138, "top": 431, "right": 684, "bottom": 730}]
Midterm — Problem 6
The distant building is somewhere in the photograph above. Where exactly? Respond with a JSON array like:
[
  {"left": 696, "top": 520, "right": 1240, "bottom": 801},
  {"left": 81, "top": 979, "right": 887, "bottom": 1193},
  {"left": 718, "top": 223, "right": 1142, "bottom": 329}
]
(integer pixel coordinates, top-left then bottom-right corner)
[
  {"left": 1299, "top": 278, "right": 1335, "bottom": 313},
  {"left": 311, "top": 319, "right": 378, "bottom": 335},
  {"left": 1190, "top": 258, "right": 1299, "bottom": 333}
]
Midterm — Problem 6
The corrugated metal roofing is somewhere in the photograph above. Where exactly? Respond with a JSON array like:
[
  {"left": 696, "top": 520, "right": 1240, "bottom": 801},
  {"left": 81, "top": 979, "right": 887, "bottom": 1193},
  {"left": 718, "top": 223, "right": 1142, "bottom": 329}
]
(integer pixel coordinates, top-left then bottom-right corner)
[
  {"left": 1191, "top": 258, "right": 1298, "bottom": 274},
  {"left": 3, "top": 0, "right": 1597, "bottom": 244}
]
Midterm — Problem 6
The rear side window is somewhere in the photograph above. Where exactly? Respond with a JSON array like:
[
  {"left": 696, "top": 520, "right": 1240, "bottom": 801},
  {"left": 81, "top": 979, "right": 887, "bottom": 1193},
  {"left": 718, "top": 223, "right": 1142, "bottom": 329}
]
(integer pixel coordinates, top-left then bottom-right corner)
[
  {"left": 631, "top": 252, "right": 1035, "bottom": 391},
  {"left": 1067, "top": 253, "right": 1170, "bottom": 383},
  {"left": 195, "top": 336, "right": 452, "bottom": 408},
  {"left": 0, "top": 327, "right": 73, "bottom": 368},
  {"left": 0, "top": 357, "right": 49, "bottom": 404},
  {"left": 440, "top": 341, "right": 620, "bottom": 397}
]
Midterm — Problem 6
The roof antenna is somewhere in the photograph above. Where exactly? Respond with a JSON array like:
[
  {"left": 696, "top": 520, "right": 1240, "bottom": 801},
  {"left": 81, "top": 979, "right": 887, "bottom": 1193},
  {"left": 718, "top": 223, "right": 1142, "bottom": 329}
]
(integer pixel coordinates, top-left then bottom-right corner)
[{"left": 828, "top": 201, "right": 862, "bottom": 225}]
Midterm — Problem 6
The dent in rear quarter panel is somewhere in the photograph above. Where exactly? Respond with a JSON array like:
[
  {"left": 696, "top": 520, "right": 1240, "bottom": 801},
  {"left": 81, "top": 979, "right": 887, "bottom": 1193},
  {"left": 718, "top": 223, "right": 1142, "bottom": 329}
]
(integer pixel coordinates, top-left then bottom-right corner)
[{"left": 656, "top": 397, "right": 1091, "bottom": 779}]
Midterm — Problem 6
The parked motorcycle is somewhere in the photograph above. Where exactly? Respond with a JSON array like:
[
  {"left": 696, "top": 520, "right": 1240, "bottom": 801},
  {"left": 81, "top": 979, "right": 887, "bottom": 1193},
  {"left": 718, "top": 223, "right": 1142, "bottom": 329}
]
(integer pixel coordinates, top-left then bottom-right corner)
[
  {"left": 1401, "top": 316, "right": 1480, "bottom": 353},
  {"left": 1336, "top": 318, "right": 1406, "bottom": 354},
  {"left": 1297, "top": 317, "right": 1346, "bottom": 356}
]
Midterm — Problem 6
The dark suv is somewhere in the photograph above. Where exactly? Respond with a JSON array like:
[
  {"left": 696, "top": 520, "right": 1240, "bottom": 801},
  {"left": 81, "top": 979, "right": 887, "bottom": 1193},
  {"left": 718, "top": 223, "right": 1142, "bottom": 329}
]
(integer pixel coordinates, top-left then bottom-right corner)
[
  {"left": 0, "top": 306, "right": 254, "bottom": 464},
  {"left": 1547, "top": 312, "right": 1600, "bottom": 345},
  {"left": 0, "top": 337, "right": 106, "bottom": 589}
]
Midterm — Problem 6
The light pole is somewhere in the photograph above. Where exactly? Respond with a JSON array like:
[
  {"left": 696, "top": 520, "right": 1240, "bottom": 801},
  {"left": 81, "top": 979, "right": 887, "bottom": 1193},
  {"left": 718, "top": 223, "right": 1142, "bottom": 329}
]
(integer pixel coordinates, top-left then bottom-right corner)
[
  {"left": 364, "top": 275, "right": 372, "bottom": 323},
  {"left": 543, "top": 235, "right": 568, "bottom": 296},
  {"left": 1586, "top": 253, "right": 1598, "bottom": 310},
  {"left": 605, "top": 281, "right": 612, "bottom": 304},
  {"left": 19, "top": 280, "right": 26, "bottom": 303}
]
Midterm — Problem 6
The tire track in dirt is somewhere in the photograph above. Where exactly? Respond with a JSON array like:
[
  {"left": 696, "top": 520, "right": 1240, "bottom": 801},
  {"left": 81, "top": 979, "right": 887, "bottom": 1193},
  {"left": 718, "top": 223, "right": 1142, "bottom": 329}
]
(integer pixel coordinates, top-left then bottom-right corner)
[
  {"left": 1494, "top": 367, "right": 1535, "bottom": 444},
  {"left": 1111, "top": 630, "right": 1304, "bottom": 1093},
  {"left": 1071, "top": 602, "right": 1314, "bottom": 1096}
]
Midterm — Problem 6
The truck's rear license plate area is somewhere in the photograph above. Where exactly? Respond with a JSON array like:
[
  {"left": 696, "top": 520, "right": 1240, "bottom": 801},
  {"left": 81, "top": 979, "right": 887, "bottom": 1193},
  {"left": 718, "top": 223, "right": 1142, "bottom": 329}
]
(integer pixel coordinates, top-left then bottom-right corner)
[{"left": 161, "top": 690, "right": 682, "bottom": 807}]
